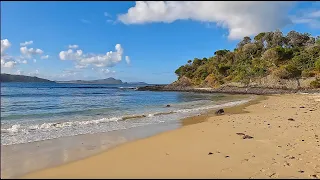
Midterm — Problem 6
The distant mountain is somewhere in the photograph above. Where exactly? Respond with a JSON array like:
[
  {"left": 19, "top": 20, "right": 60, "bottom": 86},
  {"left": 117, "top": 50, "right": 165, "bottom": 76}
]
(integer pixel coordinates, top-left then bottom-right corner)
[
  {"left": 124, "top": 82, "right": 148, "bottom": 85},
  {"left": 56, "top": 77, "right": 123, "bottom": 84},
  {"left": 1, "top": 73, "right": 54, "bottom": 83}
]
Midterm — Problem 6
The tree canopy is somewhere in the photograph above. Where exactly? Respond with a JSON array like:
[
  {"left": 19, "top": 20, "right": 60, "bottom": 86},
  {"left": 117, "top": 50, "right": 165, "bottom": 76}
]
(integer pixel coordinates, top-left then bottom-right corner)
[{"left": 174, "top": 30, "right": 320, "bottom": 88}]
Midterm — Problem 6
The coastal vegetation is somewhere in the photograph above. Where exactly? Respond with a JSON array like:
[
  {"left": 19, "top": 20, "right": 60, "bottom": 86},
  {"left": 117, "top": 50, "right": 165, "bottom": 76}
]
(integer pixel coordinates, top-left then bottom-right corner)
[{"left": 174, "top": 30, "right": 320, "bottom": 88}]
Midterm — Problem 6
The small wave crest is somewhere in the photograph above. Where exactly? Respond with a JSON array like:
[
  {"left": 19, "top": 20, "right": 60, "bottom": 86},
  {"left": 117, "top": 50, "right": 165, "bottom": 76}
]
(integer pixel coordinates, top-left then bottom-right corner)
[{"left": 1, "top": 99, "right": 250, "bottom": 136}]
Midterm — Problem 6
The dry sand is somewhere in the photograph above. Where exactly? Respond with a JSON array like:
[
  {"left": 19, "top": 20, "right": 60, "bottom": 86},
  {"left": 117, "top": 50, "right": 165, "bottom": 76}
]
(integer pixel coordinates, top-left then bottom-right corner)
[{"left": 22, "top": 94, "right": 320, "bottom": 179}]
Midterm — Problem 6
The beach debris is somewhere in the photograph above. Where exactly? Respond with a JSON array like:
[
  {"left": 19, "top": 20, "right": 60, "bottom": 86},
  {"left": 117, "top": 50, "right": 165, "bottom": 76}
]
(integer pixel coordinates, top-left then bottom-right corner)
[
  {"left": 284, "top": 161, "right": 291, "bottom": 166},
  {"left": 269, "top": 173, "right": 277, "bottom": 178},
  {"left": 166, "top": 152, "right": 169, "bottom": 155},
  {"left": 225, "top": 155, "right": 230, "bottom": 158},
  {"left": 289, "top": 156, "right": 295, "bottom": 159},
  {"left": 288, "top": 118, "right": 295, "bottom": 121},
  {"left": 302, "top": 140, "right": 305, "bottom": 141},
  {"left": 298, "top": 170, "right": 305, "bottom": 173},
  {"left": 215, "top": 109, "right": 225, "bottom": 115},
  {"left": 208, "top": 152, "right": 213, "bottom": 155},
  {"left": 166, "top": 104, "right": 171, "bottom": 107},
  {"left": 310, "top": 174, "right": 319, "bottom": 179},
  {"left": 243, "top": 135, "right": 254, "bottom": 139},
  {"left": 300, "top": 106, "right": 305, "bottom": 108},
  {"left": 236, "top": 133, "right": 246, "bottom": 136}
]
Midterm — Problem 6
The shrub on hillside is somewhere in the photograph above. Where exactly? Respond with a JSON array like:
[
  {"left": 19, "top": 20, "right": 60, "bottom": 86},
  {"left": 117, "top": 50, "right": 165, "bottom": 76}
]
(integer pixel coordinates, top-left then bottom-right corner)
[{"left": 310, "top": 79, "right": 320, "bottom": 88}]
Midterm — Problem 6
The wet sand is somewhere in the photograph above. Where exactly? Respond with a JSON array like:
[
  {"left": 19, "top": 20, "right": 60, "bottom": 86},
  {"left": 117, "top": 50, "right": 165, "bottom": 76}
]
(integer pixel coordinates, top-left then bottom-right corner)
[{"left": 22, "top": 93, "right": 320, "bottom": 178}]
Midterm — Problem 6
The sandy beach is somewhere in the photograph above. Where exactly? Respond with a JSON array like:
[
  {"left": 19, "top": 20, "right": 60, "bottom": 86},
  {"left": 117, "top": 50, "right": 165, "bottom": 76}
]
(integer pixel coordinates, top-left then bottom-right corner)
[{"left": 22, "top": 93, "right": 320, "bottom": 179}]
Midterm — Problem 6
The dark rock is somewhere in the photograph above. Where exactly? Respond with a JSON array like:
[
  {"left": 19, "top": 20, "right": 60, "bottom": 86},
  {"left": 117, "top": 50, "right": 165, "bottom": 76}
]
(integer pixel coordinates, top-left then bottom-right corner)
[
  {"left": 215, "top": 109, "right": 225, "bottom": 115},
  {"left": 288, "top": 118, "right": 295, "bottom": 121},
  {"left": 300, "top": 106, "right": 305, "bottom": 108},
  {"left": 208, "top": 152, "right": 213, "bottom": 155},
  {"left": 302, "top": 140, "right": 305, "bottom": 141},
  {"left": 166, "top": 104, "right": 171, "bottom": 107},
  {"left": 225, "top": 155, "right": 230, "bottom": 158},
  {"left": 298, "top": 170, "right": 304, "bottom": 173},
  {"left": 243, "top": 135, "right": 254, "bottom": 139}
]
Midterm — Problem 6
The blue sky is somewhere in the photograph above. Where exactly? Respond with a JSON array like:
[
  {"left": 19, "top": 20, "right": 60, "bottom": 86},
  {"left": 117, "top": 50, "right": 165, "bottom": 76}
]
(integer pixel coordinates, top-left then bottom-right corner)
[{"left": 1, "top": 1, "right": 319, "bottom": 84}]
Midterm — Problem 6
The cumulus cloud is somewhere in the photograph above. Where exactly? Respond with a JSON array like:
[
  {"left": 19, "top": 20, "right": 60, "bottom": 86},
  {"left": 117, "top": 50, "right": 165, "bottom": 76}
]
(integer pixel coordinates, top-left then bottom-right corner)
[
  {"left": 1, "top": 39, "right": 11, "bottom": 54},
  {"left": 41, "top": 55, "right": 49, "bottom": 59},
  {"left": 59, "top": 44, "right": 125, "bottom": 68},
  {"left": 1, "top": 58, "right": 16, "bottom": 68},
  {"left": 33, "top": 59, "right": 37, "bottom": 63},
  {"left": 20, "top": 41, "right": 33, "bottom": 46},
  {"left": 1, "top": 39, "right": 17, "bottom": 68},
  {"left": 118, "top": 1, "right": 294, "bottom": 39},
  {"left": 68, "top": 45, "right": 79, "bottom": 49},
  {"left": 1, "top": 39, "right": 46, "bottom": 69},
  {"left": 20, "top": 46, "right": 44, "bottom": 58},
  {"left": 125, "top": 56, "right": 130, "bottom": 65}
]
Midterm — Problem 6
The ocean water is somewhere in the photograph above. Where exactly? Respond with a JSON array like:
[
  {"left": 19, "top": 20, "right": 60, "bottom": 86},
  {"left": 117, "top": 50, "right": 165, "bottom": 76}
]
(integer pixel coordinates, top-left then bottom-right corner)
[{"left": 1, "top": 82, "right": 252, "bottom": 145}]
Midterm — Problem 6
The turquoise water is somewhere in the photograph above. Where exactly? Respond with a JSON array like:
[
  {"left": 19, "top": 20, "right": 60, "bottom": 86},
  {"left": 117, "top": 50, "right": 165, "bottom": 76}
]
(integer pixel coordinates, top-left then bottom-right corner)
[{"left": 1, "top": 82, "right": 251, "bottom": 145}]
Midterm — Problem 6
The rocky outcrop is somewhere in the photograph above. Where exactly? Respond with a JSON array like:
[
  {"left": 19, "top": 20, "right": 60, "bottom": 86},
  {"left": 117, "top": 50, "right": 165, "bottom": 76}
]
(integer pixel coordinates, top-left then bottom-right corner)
[
  {"left": 138, "top": 75, "right": 319, "bottom": 95},
  {"left": 137, "top": 84, "right": 319, "bottom": 95}
]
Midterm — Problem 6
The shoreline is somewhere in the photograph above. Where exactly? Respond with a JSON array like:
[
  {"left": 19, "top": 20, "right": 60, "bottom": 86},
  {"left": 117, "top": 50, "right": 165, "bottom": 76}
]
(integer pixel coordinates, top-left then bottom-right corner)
[
  {"left": 2, "top": 94, "right": 253, "bottom": 179},
  {"left": 137, "top": 85, "right": 320, "bottom": 95},
  {"left": 21, "top": 93, "right": 320, "bottom": 178}
]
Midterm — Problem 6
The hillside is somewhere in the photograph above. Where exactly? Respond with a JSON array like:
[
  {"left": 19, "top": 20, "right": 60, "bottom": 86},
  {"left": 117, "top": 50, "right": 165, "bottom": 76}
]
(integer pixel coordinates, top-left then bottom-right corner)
[
  {"left": 173, "top": 30, "right": 320, "bottom": 89},
  {"left": 1, "top": 74, "right": 54, "bottom": 83}
]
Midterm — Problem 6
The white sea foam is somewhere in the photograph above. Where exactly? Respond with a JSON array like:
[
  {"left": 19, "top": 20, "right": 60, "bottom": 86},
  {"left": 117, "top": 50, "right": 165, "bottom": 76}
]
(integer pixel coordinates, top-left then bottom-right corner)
[{"left": 1, "top": 98, "right": 252, "bottom": 145}]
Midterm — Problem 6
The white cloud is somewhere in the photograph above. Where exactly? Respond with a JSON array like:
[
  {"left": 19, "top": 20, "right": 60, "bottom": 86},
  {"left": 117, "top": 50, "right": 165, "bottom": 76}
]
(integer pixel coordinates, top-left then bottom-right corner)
[
  {"left": 1, "top": 59, "right": 16, "bottom": 68},
  {"left": 20, "top": 46, "right": 44, "bottom": 58},
  {"left": 125, "top": 56, "right": 130, "bottom": 64},
  {"left": 101, "top": 68, "right": 110, "bottom": 74},
  {"left": 1, "top": 39, "right": 11, "bottom": 54},
  {"left": 291, "top": 9, "right": 320, "bottom": 29},
  {"left": 1, "top": 39, "right": 44, "bottom": 69},
  {"left": 1, "top": 39, "right": 16, "bottom": 68},
  {"left": 75, "top": 64, "right": 88, "bottom": 69},
  {"left": 41, "top": 55, "right": 49, "bottom": 59},
  {"left": 20, "top": 41, "right": 33, "bottom": 46},
  {"left": 59, "top": 44, "right": 125, "bottom": 68},
  {"left": 68, "top": 45, "right": 79, "bottom": 49},
  {"left": 28, "top": 69, "right": 39, "bottom": 76},
  {"left": 118, "top": 1, "right": 294, "bottom": 39},
  {"left": 33, "top": 59, "right": 37, "bottom": 63},
  {"left": 16, "top": 69, "right": 24, "bottom": 75}
]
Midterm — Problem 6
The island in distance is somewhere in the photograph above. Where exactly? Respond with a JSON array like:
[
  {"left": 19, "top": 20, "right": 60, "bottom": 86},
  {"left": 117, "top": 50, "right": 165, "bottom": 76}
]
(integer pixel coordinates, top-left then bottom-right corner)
[{"left": 1, "top": 74, "right": 147, "bottom": 85}]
